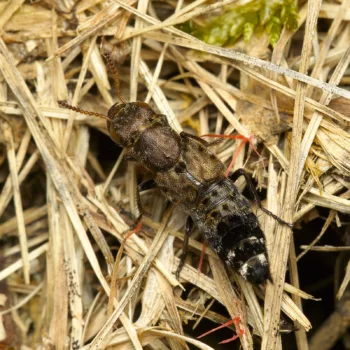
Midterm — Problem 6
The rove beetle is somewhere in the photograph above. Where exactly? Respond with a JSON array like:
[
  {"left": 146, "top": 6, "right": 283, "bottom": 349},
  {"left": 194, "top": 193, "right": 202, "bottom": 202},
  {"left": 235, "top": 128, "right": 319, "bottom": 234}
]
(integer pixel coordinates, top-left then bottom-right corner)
[{"left": 59, "top": 53, "right": 292, "bottom": 285}]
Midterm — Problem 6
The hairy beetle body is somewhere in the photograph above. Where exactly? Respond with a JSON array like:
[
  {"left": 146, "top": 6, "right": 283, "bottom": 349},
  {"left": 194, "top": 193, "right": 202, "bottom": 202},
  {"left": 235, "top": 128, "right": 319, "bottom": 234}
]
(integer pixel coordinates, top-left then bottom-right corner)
[
  {"left": 109, "top": 102, "right": 271, "bottom": 284},
  {"left": 59, "top": 64, "right": 290, "bottom": 284}
]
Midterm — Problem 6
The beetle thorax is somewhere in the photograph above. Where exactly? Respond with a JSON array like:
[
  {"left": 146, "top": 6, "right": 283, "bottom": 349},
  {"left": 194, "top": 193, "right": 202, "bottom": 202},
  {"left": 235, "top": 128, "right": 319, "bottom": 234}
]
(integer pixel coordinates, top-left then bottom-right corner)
[{"left": 108, "top": 102, "right": 181, "bottom": 172}]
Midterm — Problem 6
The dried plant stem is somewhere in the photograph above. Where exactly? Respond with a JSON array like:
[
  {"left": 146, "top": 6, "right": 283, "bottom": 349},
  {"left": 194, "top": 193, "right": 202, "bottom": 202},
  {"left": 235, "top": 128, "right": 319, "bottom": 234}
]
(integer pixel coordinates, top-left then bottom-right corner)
[
  {"left": 0, "top": 0, "right": 25, "bottom": 29},
  {"left": 47, "top": 0, "right": 136, "bottom": 60},
  {"left": 0, "top": 151, "right": 39, "bottom": 217},
  {"left": 0, "top": 37, "right": 143, "bottom": 350},
  {"left": 1, "top": 119, "right": 30, "bottom": 284},
  {"left": 89, "top": 207, "right": 173, "bottom": 348},
  {"left": 262, "top": 1, "right": 322, "bottom": 349},
  {"left": 209, "top": 257, "right": 253, "bottom": 350},
  {"left": 62, "top": 35, "right": 98, "bottom": 151},
  {"left": 116, "top": 0, "right": 350, "bottom": 99},
  {"left": 1, "top": 0, "right": 349, "bottom": 347}
]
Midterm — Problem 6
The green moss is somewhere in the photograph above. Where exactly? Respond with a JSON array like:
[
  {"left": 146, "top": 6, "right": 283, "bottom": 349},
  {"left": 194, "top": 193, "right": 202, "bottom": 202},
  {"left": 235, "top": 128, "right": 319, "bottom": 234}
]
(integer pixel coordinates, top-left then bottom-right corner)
[{"left": 178, "top": 0, "right": 298, "bottom": 47}]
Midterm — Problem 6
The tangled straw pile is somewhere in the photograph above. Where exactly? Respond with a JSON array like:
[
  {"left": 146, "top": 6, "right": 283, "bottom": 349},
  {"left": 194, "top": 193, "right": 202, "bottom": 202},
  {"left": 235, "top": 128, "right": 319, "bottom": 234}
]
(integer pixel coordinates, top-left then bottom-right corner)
[{"left": 0, "top": 0, "right": 350, "bottom": 349}]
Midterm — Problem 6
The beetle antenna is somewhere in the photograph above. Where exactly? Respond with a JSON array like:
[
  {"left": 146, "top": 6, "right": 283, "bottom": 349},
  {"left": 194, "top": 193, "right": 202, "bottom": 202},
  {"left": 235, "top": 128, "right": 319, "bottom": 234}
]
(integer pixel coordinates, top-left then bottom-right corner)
[
  {"left": 102, "top": 52, "right": 126, "bottom": 104},
  {"left": 58, "top": 101, "right": 110, "bottom": 121}
]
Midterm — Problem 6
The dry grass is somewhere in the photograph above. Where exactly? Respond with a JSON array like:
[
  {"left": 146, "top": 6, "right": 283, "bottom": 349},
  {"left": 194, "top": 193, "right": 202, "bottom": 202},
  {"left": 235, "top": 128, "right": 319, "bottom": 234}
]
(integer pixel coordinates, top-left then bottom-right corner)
[{"left": 0, "top": 0, "right": 350, "bottom": 349}]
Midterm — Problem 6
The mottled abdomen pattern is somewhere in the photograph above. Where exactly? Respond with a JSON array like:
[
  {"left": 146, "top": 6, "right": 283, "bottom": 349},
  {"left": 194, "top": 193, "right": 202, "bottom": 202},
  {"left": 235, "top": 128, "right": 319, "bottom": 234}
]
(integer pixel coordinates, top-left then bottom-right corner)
[
  {"left": 191, "top": 178, "right": 270, "bottom": 284},
  {"left": 108, "top": 103, "right": 271, "bottom": 284},
  {"left": 155, "top": 134, "right": 270, "bottom": 284},
  {"left": 192, "top": 179, "right": 270, "bottom": 284},
  {"left": 61, "top": 90, "right": 274, "bottom": 284}
]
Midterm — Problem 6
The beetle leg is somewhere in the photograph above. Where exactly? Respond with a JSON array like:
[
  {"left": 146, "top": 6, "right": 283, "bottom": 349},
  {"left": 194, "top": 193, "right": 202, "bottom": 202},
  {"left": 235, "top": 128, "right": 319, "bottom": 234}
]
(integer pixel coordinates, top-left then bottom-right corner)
[
  {"left": 207, "top": 139, "right": 225, "bottom": 147},
  {"left": 176, "top": 216, "right": 194, "bottom": 280},
  {"left": 136, "top": 179, "right": 156, "bottom": 217},
  {"left": 229, "top": 169, "right": 293, "bottom": 228},
  {"left": 124, "top": 179, "right": 156, "bottom": 239}
]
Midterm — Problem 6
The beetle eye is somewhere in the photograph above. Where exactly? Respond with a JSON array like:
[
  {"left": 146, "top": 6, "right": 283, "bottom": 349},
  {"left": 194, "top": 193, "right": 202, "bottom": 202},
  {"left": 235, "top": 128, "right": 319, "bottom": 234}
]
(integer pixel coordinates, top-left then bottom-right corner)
[{"left": 108, "top": 122, "right": 121, "bottom": 144}]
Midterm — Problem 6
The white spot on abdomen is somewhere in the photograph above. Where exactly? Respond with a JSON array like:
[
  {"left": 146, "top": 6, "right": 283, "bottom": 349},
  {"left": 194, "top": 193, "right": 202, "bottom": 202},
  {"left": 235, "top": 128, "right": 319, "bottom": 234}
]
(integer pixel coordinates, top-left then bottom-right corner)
[{"left": 238, "top": 253, "right": 267, "bottom": 278}]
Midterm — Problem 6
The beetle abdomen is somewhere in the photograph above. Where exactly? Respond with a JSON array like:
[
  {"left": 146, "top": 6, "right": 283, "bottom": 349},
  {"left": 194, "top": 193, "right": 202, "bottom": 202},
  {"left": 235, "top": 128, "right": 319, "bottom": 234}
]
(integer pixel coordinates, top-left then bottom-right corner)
[
  {"left": 192, "top": 178, "right": 271, "bottom": 284},
  {"left": 216, "top": 214, "right": 270, "bottom": 284}
]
